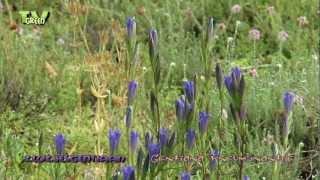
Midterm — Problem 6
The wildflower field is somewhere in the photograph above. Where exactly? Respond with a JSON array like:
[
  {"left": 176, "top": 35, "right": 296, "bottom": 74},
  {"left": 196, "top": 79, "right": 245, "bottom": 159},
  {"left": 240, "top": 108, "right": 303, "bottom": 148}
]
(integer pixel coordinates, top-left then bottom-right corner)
[{"left": 0, "top": 0, "right": 319, "bottom": 179}]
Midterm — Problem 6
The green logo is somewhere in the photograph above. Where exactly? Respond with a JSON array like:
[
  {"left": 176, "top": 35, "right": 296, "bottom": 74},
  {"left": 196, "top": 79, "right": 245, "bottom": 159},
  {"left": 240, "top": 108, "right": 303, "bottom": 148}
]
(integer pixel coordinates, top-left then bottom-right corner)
[{"left": 19, "top": 11, "right": 50, "bottom": 25}]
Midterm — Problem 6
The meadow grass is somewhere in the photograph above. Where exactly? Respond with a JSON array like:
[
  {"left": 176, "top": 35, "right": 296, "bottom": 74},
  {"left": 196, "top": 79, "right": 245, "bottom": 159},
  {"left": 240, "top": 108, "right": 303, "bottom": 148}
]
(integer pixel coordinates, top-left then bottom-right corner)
[{"left": 0, "top": 0, "right": 319, "bottom": 179}]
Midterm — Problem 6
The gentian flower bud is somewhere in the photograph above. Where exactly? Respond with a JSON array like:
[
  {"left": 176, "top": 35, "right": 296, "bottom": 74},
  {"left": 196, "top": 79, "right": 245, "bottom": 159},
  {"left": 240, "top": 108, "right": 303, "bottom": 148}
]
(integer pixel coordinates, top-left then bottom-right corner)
[
  {"left": 130, "top": 130, "right": 139, "bottom": 152},
  {"left": 210, "top": 149, "right": 220, "bottom": 170},
  {"left": 183, "top": 80, "right": 195, "bottom": 104},
  {"left": 148, "top": 29, "right": 158, "bottom": 60},
  {"left": 215, "top": 63, "right": 223, "bottom": 90},
  {"left": 224, "top": 67, "right": 243, "bottom": 97},
  {"left": 128, "top": 80, "right": 138, "bottom": 105},
  {"left": 125, "top": 106, "right": 133, "bottom": 128},
  {"left": 108, "top": 129, "right": 121, "bottom": 154},
  {"left": 180, "top": 171, "right": 191, "bottom": 180},
  {"left": 283, "top": 91, "right": 295, "bottom": 113},
  {"left": 144, "top": 132, "right": 153, "bottom": 150},
  {"left": 231, "top": 67, "right": 241, "bottom": 83},
  {"left": 159, "top": 128, "right": 169, "bottom": 148},
  {"left": 126, "top": 17, "right": 136, "bottom": 42},
  {"left": 186, "top": 129, "right": 196, "bottom": 150},
  {"left": 123, "top": 165, "right": 135, "bottom": 180},
  {"left": 136, "top": 148, "right": 144, "bottom": 169},
  {"left": 167, "top": 132, "right": 176, "bottom": 149},
  {"left": 224, "top": 76, "right": 233, "bottom": 95},
  {"left": 199, "top": 112, "right": 210, "bottom": 134},
  {"left": 206, "top": 17, "right": 215, "bottom": 43},
  {"left": 175, "top": 97, "right": 186, "bottom": 121},
  {"left": 54, "top": 133, "right": 65, "bottom": 155},
  {"left": 271, "top": 142, "right": 278, "bottom": 157},
  {"left": 243, "top": 176, "right": 250, "bottom": 180}
]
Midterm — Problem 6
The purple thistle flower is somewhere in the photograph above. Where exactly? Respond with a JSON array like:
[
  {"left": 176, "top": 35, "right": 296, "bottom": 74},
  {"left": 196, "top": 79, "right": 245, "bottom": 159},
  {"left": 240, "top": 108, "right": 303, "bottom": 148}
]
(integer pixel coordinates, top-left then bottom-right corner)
[
  {"left": 210, "top": 149, "right": 220, "bottom": 170},
  {"left": 243, "top": 176, "right": 250, "bottom": 180},
  {"left": 283, "top": 91, "right": 295, "bottom": 113},
  {"left": 175, "top": 97, "right": 186, "bottom": 121},
  {"left": 130, "top": 131, "right": 139, "bottom": 152},
  {"left": 199, "top": 112, "right": 210, "bottom": 134},
  {"left": 125, "top": 106, "right": 133, "bottom": 128},
  {"left": 148, "top": 143, "right": 160, "bottom": 159},
  {"left": 186, "top": 129, "right": 196, "bottom": 150},
  {"left": 249, "top": 28, "right": 261, "bottom": 41},
  {"left": 54, "top": 133, "right": 65, "bottom": 155},
  {"left": 128, "top": 80, "right": 138, "bottom": 105},
  {"left": 108, "top": 129, "right": 121, "bottom": 154},
  {"left": 126, "top": 17, "right": 136, "bottom": 41},
  {"left": 180, "top": 171, "right": 191, "bottom": 180},
  {"left": 159, "top": 128, "right": 169, "bottom": 148},
  {"left": 183, "top": 80, "right": 195, "bottom": 104},
  {"left": 123, "top": 165, "right": 135, "bottom": 180}
]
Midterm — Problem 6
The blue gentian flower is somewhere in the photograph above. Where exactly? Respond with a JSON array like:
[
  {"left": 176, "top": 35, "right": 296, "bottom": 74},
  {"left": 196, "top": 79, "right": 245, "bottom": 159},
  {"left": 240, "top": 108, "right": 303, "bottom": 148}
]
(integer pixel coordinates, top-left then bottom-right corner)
[
  {"left": 125, "top": 106, "right": 133, "bottom": 128},
  {"left": 128, "top": 80, "right": 138, "bottom": 105},
  {"left": 199, "top": 112, "right": 210, "bottom": 134},
  {"left": 126, "top": 17, "right": 136, "bottom": 40},
  {"left": 184, "top": 81, "right": 195, "bottom": 104},
  {"left": 186, "top": 129, "right": 196, "bottom": 150},
  {"left": 148, "top": 143, "right": 160, "bottom": 159},
  {"left": 108, "top": 129, "right": 121, "bottom": 154},
  {"left": 159, "top": 128, "right": 169, "bottom": 148},
  {"left": 130, "top": 131, "right": 139, "bottom": 152},
  {"left": 210, "top": 149, "right": 220, "bottom": 170},
  {"left": 54, "top": 133, "right": 65, "bottom": 155},
  {"left": 283, "top": 91, "right": 295, "bottom": 113},
  {"left": 224, "top": 76, "right": 233, "bottom": 94},
  {"left": 123, "top": 165, "right": 135, "bottom": 180},
  {"left": 180, "top": 171, "right": 191, "bottom": 180},
  {"left": 243, "top": 176, "right": 250, "bottom": 180},
  {"left": 231, "top": 67, "right": 241, "bottom": 82},
  {"left": 224, "top": 67, "right": 245, "bottom": 98}
]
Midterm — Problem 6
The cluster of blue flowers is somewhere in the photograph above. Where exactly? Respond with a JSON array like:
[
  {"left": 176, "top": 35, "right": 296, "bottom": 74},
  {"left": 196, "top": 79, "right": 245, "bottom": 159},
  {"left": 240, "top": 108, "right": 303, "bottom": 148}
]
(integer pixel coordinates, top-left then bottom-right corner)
[{"left": 51, "top": 16, "right": 298, "bottom": 180}]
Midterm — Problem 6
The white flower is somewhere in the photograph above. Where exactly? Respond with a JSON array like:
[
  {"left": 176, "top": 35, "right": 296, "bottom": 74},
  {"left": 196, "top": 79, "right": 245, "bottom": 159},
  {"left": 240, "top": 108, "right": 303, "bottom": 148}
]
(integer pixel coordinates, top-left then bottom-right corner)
[
  {"left": 57, "top": 38, "right": 65, "bottom": 46},
  {"left": 142, "top": 66, "right": 147, "bottom": 71},
  {"left": 222, "top": 109, "right": 228, "bottom": 120},
  {"left": 200, "top": 75, "right": 205, "bottom": 81},
  {"left": 312, "top": 54, "right": 318, "bottom": 61},
  {"left": 170, "top": 62, "right": 176, "bottom": 67},
  {"left": 236, "top": 20, "right": 241, "bottom": 26},
  {"left": 231, "top": 4, "right": 241, "bottom": 14},
  {"left": 227, "top": 37, "right": 233, "bottom": 43},
  {"left": 299, "top": 142, "right": 304, "bottom": 147}
]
